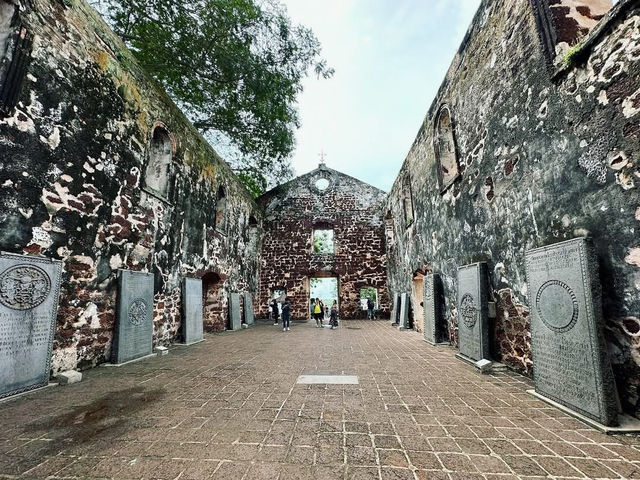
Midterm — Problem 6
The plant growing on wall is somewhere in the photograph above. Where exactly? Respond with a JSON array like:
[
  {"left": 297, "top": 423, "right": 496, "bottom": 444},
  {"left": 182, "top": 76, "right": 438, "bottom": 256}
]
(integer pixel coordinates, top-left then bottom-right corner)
[{"left": 91, "top": 0, "right": 333, "bottom": 195}]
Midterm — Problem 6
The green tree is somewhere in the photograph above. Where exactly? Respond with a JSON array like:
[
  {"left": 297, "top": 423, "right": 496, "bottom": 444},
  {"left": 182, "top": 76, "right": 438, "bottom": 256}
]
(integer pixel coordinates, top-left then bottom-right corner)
[{"left": 92, "top": 0, "right": 332, "bottom": 194}]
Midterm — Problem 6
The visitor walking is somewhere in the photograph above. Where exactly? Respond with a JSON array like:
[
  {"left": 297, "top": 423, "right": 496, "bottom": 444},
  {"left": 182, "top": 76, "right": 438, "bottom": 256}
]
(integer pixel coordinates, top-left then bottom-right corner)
[
  {"left": 330, "top": 300, "right": 339, "bottom": 329},
  {"left": 367, "top": 298, "right": 374, "bottom": 320},
  {"left": 271, "top": 298, "right": 279, "bottom": 325},
  {"left": 282, "top": 297, "right": 291, "bottom": 331},
  {"left": 313, "top": 298, "right": 322, "bottom": 327},
  {"left": 320, "top": 300, "right": 325, "bottom": 322}
]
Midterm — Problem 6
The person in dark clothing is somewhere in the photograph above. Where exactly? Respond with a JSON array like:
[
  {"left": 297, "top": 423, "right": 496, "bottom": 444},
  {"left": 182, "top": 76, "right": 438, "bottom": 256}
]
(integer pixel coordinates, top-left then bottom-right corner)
[
  {"left": 330, "top": 300, "right": 339, "bottom": 329},
  {"left": 270, "top": 298, "right": 279, "bottom": 325},
  {"left": 282, "top": 297, "right": 291, "bottom": 331},
  {"left": 367, "top": 298, "right": 374, "bottom": 319}
]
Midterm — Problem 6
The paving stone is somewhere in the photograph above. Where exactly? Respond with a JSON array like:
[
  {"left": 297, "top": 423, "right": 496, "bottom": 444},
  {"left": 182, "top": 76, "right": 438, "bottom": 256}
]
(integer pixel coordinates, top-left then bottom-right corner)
[{"left": 0, "top": 320, "right": 639, "bottom": 478}]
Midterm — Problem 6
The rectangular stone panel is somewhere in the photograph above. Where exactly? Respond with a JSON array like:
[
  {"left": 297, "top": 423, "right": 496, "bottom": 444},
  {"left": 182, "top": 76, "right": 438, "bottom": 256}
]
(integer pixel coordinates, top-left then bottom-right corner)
[
  {"left": 390, "top": 292, "right": 398, "bottom": 324},
  {"left": 398, "top": 292, "right": 409, "bottom": 330},
  {"left": 0, "top": 253, "right": 62, "bottom": 399},
  {"left": 423, "top": 272, "right": 443, "bottom": 344},
  {"left": 525, "top": 237, "right": 618, "bottom": 426},
  {"left": 457, "top": 262, "right": 489, "bottom": 362},
  {"left": 229, "top": 292, "right": 241, "bottom": 331},
  {"left": 244, "top": 293, "right": 254, "bottom": 325},
  {"left": 112, "top": 270, "right": 154, "bottom": 364},
  {"left": 181, "top": 277, "right": 203, "bottom": 345}
]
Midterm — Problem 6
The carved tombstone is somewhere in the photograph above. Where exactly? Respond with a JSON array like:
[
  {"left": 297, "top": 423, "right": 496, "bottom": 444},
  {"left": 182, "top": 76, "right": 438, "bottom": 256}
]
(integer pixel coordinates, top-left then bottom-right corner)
[
  {"left": 525, "top": 238, "right": 618, "bottom": 426},
  {"left": 244, "top": 293, "right": 254, "bottom": 325},
  {"left": 228, "top": 292, "right": 241, "bottom": 331},
  {"left": 390, "top": 292, "right": 398, "bottom": 324},
  {"left": 398, "top": 292, "right": 410, "bottom": 330},
  {"left": 456, "top": 263, "right": 489, "bottom": 362},
  {"left": 423, "top": 272, "right": 443, "bottom": 345},
  {"left": 144, "top": 127, "right": 172, "bottom": 198},
  {"left": 181, "top": 277, "right": 203, "bottom": 345},
  {"left": 0, "top": 253, "right": 62, "bottom": 399},
  {"left": 112, "top": 270, "right": 154, "bottom": 364}
]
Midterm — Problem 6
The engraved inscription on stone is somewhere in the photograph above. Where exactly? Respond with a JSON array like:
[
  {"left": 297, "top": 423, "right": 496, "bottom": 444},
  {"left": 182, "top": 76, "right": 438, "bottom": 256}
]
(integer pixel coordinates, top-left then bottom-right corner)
[
  {"left": 128, "top": 299, "right": 147, "bottom": 326},
  {"left": 113, "top": 270, "right": 154, "bottom": 364},
  {"left": 390, "top": 292, "right": 398, "bottom": 324},
  {"left": 182, "top": 277, "right": 203, "bottom": 345},
  {"left": 229, "top": 293, "right": 241, "bottom": 331},
  {"left": 460, "top": 293, "right": 477, "bottom": 328},
  {"left": 423, "top": 272, "right": 441, "bottom": 344},
  {"left": 457, "top": 262, "right": 489, "bottom": 362},
  {"left": 244, "top": 293, "right": 255, "bottom": 325},
  {"left": 0, "top": 265, "right": 51, "bottom": 310},
  {"left": 0, "top": 253, "right": 62, "bottom": 399},
  {"left": 525, "top": 237, "right": 618, "bottom": 426}
]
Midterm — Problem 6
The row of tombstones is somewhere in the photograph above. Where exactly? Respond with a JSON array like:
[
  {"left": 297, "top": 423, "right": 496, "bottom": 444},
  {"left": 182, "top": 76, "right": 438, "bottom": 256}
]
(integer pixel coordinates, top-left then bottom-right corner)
[
  {"left": 391, "top": 238, "right": 620, "bottom": 428},
  {"left": 0, "top": 255, "right": 253, "bottom": 400}
]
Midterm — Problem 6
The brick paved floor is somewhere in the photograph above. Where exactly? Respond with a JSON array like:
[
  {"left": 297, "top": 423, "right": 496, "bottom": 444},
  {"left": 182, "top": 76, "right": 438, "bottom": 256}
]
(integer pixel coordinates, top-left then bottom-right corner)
[{"left": 1, "top": 320, "right": 640, "bottom": 480}]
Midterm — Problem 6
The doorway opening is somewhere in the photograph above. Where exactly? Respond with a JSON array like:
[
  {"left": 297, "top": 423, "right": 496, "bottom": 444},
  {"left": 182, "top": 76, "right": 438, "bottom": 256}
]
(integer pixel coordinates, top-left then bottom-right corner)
[
  {"left": 310, "top": 277, "right": 338, "bottom": 318},
  {"left": 202, "top": 272, "right": 225, "bottom": 332},
  {"left": 360, "top": 287, "right": 378, "bottom": 319},
  {"left": 412, "top": 272, "right": 424, "bottom": 333}
]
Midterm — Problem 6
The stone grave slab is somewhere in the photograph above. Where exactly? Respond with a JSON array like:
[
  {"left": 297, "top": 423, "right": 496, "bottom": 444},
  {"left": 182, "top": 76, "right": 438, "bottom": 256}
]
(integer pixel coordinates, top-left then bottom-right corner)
[
  {"left": 244, "top": 293, "right": 254, "bottom": 325},
  {"left": 0, "top": 253, "right": 62, "bottom": 399},
  {"left": 423, "top": 272, "right": 445, "bottom": 345},
  {"left": 398, "top": 292, "right": 409, "bottom": 330},
  {"left": 456, "top": 262, "right": 489, "bottom": 362},
  {"left": 525, "top": 237, "right": 618, "bottom": 427},
  {"left": 390, "top": 292, "right": 398, "bottom": 324},
  {"left": 112, "top": 270, "right": 154, "bottom": 364},
  {"left": 181, "top": 277, "right": 203, "bottom": 345},
  {"left": 229, "top": 293, "right": 241, "bottom": 331}
]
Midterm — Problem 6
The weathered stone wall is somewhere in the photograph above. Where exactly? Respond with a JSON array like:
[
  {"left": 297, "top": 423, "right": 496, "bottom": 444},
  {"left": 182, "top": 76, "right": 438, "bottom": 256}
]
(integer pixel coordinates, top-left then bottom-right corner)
[
  {"left": 386, "top": 0, "right": 640, "bottom": 417},
  {"left": 0, "top": 0, "right": 262, "bottom": 374},
  {"left": 257, "top": 165, "right": 389, "bottom": 320}
]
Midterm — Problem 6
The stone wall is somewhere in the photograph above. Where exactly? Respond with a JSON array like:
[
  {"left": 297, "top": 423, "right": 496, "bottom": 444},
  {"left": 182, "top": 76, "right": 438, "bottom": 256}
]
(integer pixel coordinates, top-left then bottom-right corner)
[
  {"left": 257, "top": 165, "right": 389, "bottom": 320},
  {"left": 386, "top": 0, "right": 640, "bottom": 417},
  {"left": 0, "top": 0, "right": 262, "bottom": 374}
]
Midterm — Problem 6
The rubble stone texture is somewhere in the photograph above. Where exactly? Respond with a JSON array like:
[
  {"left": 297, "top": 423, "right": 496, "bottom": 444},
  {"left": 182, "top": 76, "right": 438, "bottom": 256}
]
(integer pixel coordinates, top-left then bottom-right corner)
[
  {"left": 386, "top": 0, "right": 640, "bottom": 419},
  {"left": 257, "top": 165, "right": 390, "bottom": 320}
]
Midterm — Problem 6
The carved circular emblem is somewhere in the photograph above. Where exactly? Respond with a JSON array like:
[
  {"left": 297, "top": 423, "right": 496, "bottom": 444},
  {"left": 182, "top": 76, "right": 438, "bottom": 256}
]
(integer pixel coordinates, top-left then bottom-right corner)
[
  {"left": 128, "top": 298, "right": 148, "bottom": 326},
  {"left": 535, "top": 280, "right": 579, "bottom": 333},
  {"left": 0, "top": 265, "right": 51, "bottom": 310},
  {"left": 460, "top": 293, "right": 477, "bottom": 329}
]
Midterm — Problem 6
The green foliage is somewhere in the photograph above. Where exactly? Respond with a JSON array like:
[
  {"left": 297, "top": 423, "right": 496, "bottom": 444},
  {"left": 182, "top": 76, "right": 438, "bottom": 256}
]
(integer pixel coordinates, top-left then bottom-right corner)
[
  {"left": 360, "top": 287, "right": 377, "bottom": 303},
  {"left": 92, "top": 0, "right": 332, "bottom": 194},
  {"left": 562, "top": 42, "right": 583, "bottom": 68},
  {"left": 313, "top": 229, "right": 334, "bottom": 254}
]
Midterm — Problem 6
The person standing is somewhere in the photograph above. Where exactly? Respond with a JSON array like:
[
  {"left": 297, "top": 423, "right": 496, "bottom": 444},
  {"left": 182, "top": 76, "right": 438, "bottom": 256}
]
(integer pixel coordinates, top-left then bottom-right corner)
[
  {"left": 282, "top": 297, "right": 291, "bottom": 331},
  {"left": 367, "top": 298, "right": 374, "bottom": 320},
  {"left": 330, "top": 300, "right": 339, "bottom": 329},
  {"left": 271, "top": 298, "right": 279, "bottom": 325},
  {"left": 313, "top": 298, "right": 322, "bottom": 327}
]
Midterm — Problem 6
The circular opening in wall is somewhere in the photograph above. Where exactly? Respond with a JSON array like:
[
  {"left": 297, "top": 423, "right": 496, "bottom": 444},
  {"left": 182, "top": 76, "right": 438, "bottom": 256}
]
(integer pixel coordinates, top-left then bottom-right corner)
[{"left": 315, "top": 178, "right": 330, "bottom": 191}]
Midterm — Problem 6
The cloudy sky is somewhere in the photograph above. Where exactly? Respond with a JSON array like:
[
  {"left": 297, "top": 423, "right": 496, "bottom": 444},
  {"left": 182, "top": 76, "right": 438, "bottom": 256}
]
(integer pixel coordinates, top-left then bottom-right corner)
[{"left": 280, "top": 0, "right": 481, "bottom": 191}]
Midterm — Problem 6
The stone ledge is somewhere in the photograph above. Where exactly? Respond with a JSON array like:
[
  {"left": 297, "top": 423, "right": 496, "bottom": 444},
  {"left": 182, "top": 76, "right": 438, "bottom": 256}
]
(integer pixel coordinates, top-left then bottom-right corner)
[
  {"left": 455, "top": 353, "right": 508, "bottom": 372},
  {"left": 101, "top": 353, "right": 157, "bottom": 368},
  {"left": 527, "top": 389, "right": 640, "bottom": 434},
  {"left": 0, "top": 383, "right": 58, "bottom": 404}
]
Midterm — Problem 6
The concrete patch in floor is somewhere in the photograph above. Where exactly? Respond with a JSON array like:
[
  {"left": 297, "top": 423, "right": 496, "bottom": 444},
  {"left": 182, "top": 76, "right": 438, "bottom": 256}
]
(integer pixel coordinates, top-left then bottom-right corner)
[{"left": 297, "top": 374, "right": 359, "bottom": 384}]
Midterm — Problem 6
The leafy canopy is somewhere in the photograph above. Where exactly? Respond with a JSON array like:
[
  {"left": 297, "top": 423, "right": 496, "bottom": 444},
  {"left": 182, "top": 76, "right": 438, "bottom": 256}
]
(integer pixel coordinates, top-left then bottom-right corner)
[{"left": 94, "top": 0, "right": 333, "bottom": 194}]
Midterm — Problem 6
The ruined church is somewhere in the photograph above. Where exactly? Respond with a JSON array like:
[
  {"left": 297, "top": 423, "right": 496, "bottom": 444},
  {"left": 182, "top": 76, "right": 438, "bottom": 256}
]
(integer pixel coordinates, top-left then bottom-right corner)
[{"left": 1, "top": 0, "right": 640, "bottom": 475}]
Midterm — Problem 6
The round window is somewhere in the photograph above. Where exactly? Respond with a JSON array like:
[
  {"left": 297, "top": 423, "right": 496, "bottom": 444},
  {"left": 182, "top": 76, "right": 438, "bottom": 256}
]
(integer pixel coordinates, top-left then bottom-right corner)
[{"left": 315, "top": 178, "right": 330, "bottom": 191}]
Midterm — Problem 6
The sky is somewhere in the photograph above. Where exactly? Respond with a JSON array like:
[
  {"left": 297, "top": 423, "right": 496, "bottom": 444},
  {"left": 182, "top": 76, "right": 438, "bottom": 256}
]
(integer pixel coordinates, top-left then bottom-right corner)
[{"left": 280, "top": 0, "right": 481, "bottom": 192}]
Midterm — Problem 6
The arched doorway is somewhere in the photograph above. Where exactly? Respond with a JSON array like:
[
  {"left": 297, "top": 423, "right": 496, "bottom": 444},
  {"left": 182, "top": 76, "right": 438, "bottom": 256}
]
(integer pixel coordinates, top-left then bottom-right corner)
[
  {"left": 308, "top": 273, "right": 339, "bottom": 321},
  {"left": 202, "top": 272, "right": 225, "bottom": 332}
]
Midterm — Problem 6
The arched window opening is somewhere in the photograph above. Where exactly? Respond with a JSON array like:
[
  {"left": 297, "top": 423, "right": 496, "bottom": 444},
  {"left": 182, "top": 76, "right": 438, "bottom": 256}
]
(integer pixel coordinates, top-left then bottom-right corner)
[
  {"left": 313, "top": 228, "right": 334, "bottom": 254},
  {"left": 434, "top": 106, "right": 460, "bottom": 193},
  {"left": 385, "top": 211, "right": 395, "bottom": 245},
  {"left": 215, "top": 185, "right": 227, "bottom": 233},
  {"left": 144, "top": 126, "right": 172, "bottom": 197},
  {"left": 401, "top": 176, "right": 414, "bottom": 228},
  {"left": 0, "top": 3, "right": 33, "bottom": 116}
]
